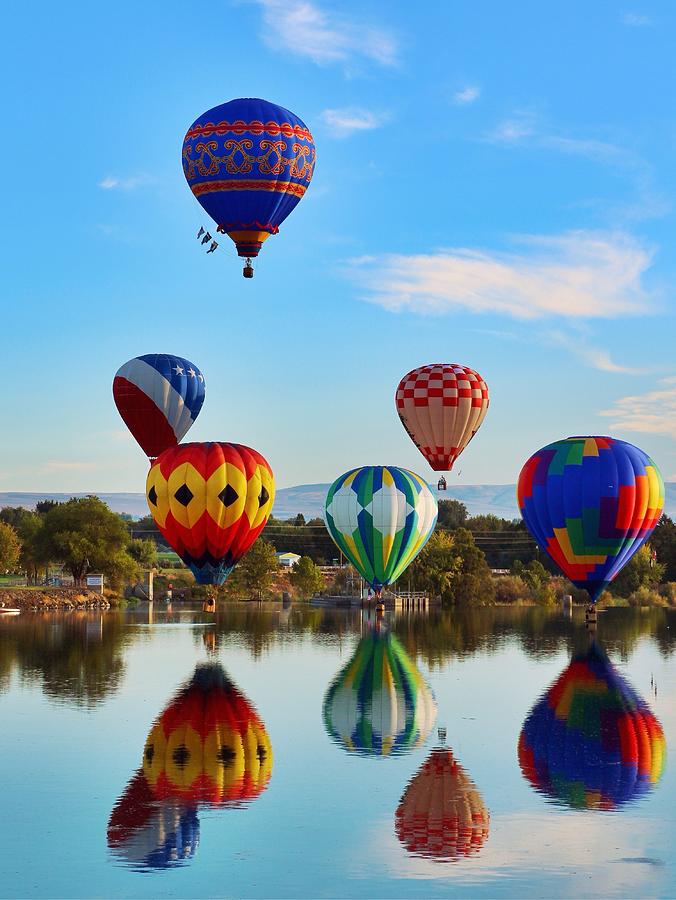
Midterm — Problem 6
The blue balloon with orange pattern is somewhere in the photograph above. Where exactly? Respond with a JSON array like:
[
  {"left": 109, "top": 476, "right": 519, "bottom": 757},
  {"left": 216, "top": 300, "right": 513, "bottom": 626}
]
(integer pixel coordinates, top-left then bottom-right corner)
[
  {"left": 517, "top": 436, "right": 664, "bottom": 602},
  {"left": 518, "top": 642, "right": 666, "bottom": 810},
  {"left": 182, "top": 98, "right": 315, "bottom": 260}
]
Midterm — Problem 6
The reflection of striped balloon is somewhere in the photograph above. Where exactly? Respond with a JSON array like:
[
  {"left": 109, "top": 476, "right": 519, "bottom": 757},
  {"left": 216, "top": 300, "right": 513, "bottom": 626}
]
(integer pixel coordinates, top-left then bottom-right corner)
[
  {"left": 107, "top": 769, "right": 199, "bottom": 870},
  {"left": 113, "top": 354, "right": 205, "bottom": 459},
  {"left": 396, "top": 748, "right": 489, "bottom": 861},
  {"left": 518, "top": 436, "right": 664, "bottom": 602},
  {"left": 518, "top": 643, "right": 666, "bottom": 810},
  {"left": 323, "top": 630, "right": 437, "bottom": 756},
  {"left": 324, "top": 466, "right": 437, "bottom": 591},
  {"left": 143, "top": 664, "right": 273, "bottom": 806},
  {"left": 146, "top": 442, "right": 275, "bottom": 585}
]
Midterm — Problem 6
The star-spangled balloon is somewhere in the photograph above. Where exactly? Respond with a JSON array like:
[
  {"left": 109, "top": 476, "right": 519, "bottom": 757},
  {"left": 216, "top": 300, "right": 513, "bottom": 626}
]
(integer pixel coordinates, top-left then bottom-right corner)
[
  {"left": 517, "top": 436, "right": 664, "bottom": 602},
  {"left": 113, "top": 354, "right": 205, "bottom": 460},
  {"left": 324, "top": 466, "right": 438, "bottom": 592}
]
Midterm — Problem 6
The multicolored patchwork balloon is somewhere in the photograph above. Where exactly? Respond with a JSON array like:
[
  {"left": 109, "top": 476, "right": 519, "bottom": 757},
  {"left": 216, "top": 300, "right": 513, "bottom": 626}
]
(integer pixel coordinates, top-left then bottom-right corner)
[
  {"left": 396, "top": 364, "right": 489, "bottom": 472},
  {"left": 518, "top": 643, "right": 666, "bottom": 810},
  {"left": 517, "top": 436, "right": 664, "bottom": 602},
  {"left": 396, "top": 747, "right": 490, "bottom": 861},
  {"left": 142, "top": 664, "right": 273, "bottom": 807},
  {"left": 324, "top": 466, "right": 438, "bottom": 592},
  {"left": 182, "top": 98, "right": 315, "bottom": 266},
  {"left": 146, "top": 442, "right": 275, "bottom": 585},
  {"left": 323, "top": 628, "right": 437, "bottom": 756},
  {"left": 113, "top": 354, "right": 205, "bottom": 460}
]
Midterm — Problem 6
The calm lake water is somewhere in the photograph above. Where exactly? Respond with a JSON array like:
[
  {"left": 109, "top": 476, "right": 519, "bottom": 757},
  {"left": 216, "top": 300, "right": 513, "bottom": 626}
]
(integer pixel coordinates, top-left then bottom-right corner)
[{"left": 1, "top": 603, "right": 674, "bottom": 899}]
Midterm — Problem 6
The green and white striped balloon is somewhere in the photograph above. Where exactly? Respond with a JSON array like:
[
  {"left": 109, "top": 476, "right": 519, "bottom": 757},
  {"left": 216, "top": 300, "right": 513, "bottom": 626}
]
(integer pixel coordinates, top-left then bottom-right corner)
[{"left": 324, "top": 466, "right": 438, "bottom": 590}]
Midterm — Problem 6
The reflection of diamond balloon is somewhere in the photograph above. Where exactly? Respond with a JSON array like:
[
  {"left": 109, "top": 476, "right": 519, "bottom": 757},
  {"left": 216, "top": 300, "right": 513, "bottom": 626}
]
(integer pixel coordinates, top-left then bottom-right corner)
[
  {"left": 143, "top": 664, "right": 273, "bottom": 806},
  {"left": 396, "top": 748, "right": 489, "bottom": 861},
  {"left": 323, "top": 629, "right": 437, "bottom": 756},
  {"left": 107, "top": 769, "right": 199, "bottom": 870},
  {"left": 518, "top": 643, "right": 666, "bottom": 810}
]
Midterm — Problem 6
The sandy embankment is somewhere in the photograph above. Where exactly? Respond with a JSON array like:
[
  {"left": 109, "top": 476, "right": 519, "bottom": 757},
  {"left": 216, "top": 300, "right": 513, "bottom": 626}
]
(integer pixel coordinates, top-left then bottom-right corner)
[{"left": 0, "top": 588, "right": 112, "bottom": 611}]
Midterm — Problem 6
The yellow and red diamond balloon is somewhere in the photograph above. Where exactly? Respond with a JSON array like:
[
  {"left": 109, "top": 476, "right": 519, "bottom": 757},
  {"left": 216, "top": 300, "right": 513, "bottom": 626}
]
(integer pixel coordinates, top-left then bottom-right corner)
[
  {"left": 143, "top": 664, "right": 273, "bottom": 807},
  {"left": 146, "top": 442, "right": 275, "bottom": 585}
]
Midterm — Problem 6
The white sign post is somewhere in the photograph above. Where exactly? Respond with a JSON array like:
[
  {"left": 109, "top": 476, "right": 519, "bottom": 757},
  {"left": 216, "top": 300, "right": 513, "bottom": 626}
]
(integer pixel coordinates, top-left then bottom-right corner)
[{"left": 86, "top": 574, "right": 104, "bottom": 594}]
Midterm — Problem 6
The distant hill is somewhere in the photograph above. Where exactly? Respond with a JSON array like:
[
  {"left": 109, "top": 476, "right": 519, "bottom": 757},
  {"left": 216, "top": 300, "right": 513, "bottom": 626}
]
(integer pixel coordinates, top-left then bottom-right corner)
[{"left": 2, "top": 482, "right": 675, "bottom": 521}]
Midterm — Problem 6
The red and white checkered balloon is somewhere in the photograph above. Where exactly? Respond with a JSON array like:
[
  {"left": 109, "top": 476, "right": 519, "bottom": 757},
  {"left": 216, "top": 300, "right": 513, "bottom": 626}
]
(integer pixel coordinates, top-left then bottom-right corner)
[{"left": 395, "top": 364, "right": 489, "bottom": 472}]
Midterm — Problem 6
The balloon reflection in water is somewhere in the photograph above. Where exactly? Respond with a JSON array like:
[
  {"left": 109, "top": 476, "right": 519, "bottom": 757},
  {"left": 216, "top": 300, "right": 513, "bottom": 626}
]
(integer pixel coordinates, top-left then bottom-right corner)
[
  {"left": 396, "top": 746, "right": 489, "bottom": 861},
  {"left": 108, "top": 664, "right": 272, "bottom": 869},
  {"left": 323, "top": 628, "right": 437, "bottom": 756},
  {"left": 518, "top": 642, "right": 665, "bottom": 809},
  {"left": 108, "top": 770, "right": 199, "bottom": 870}
]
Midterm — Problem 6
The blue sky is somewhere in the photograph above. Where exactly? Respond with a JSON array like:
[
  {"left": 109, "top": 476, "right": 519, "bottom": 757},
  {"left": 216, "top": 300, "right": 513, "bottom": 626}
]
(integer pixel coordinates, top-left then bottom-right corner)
[{"left": 1, "top": 0, "right": 675, "bottom": 493}]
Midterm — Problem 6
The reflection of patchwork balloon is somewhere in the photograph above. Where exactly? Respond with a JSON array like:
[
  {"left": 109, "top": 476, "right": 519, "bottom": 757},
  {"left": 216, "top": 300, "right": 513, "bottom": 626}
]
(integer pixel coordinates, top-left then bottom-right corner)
[
  {"left": 396, "top": 748, "right": 489, "bottom": 861},
  {"left": 146, "top": 442, "right": 275, "bottom": 585},
  {"left": 518, "top": 436, "right": 664, "bottom": 602},
  {"left": 323, "top": 630, "right": 437, "bottom": 756},
  {"left": 107, "top": 769, "right": 199, "bottom": 870},
  {"left": 143, "top": 664, "right": 273, "bottom": 806},
  {"left": 324, "top": 466, "right": 437, "bottom": 591},
  {"left": 518, "top": 643, "right": 666, "bottom": 810}
]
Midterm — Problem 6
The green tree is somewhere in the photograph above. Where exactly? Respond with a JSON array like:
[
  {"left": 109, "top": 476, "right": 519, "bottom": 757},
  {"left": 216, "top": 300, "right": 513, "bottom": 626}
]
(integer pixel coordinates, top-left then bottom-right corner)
[
  {"left": 408, "top": 531, "right": 460, "bottom": 598},
  {"left": 35, "top": 500, "right": 59, "bottom": 515},
  {"left": 446, "top": 528, "right": 495, "bottom": 606},
  {"left": 437, "top": 499, "right": 468, "bottom": 529},
  {"left": 128, "top": 537, "right": 157, "bottom": 569},
  {"left": 229, "top": 539, "right": 279, "bottom": 600},
  {"left": 610, "top": 544, "right": 665, "bottom": 598},
  {"left": 38, "top": 497, "right": 139, "bottom": 588},
  {"left": 0, "top": 522, "right": 21, "bottom": 572},
  {"left": 651, "top": 515, "right": 676, "bottom": 582},
  {"left": 290, "top": 556, "right": 324, "bottom": 599},
  {"left": 0, "top": 508, "right": 45, "bottom": 583}
]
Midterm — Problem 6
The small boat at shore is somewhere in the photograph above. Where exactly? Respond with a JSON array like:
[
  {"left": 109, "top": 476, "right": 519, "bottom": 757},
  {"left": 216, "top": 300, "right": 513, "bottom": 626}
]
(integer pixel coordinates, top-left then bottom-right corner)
[{"left": 0, "top": 608, "right": 21, "bottom": 616}]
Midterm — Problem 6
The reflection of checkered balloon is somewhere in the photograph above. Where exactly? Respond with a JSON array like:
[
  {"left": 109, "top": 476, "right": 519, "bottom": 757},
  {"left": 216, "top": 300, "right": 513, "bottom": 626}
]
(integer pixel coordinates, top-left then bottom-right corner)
[
  {"left": 518, "top": 436, "right": 664, "bottom": 602},
  {"left": 324, "top": 466, "right": 438, "bottom": 590}
]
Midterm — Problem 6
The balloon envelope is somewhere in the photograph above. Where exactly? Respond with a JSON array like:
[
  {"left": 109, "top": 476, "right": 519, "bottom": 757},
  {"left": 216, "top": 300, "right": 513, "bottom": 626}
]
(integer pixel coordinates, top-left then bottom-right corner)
[
  {"left": 517, "top": 436, "right": 664, "bottom": 601},
  {"left": 143, "top": 664, "right": 273, "bottom": 806},
  {"left": 182, "top": 98, "right": 315, "bottom": 258},
  {"left": 323, "top": 629, "right": 437, "bottom": 756},
  {"left": 113, "top": 354, "right": 205, "bottom": 460},
  {"left": 396, "top": 747, "right": 489, "bottom": 861},
  {"left": 518, "top": 642, "right": 666, "bottom": 810},
  {"left": 396, "top": 364, "right": 489, "bottom": 472},
  {"left": 146, "top": 442, "right": 275, "bottom": 585},
  {"left": 324, "top": 466, "right": 438, "bottom": 591}
]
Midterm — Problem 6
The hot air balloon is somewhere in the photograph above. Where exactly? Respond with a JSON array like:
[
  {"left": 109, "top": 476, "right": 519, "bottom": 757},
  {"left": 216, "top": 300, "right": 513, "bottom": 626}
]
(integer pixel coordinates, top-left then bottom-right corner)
[
  {"left": 518, "top": 642, "right": 666, "bottom": 810},
  {"left": 324, "top": 466, "right": 438, "bottom": 596},
  {"left": 108, "top": 769, "right": 199, "bottom": 870},
  {"left": 323, "top": 627, "right": 437, "bottom": 756},
  {"left": 146, "top": 442, "right": 275, "bottom": 585},
  {"left": 143, "top": 664, "right": 273, "bottom": 806},
  {"left": 396, "top": 745, "right": 489, "bottom": 861},
  {"left": 517, "top": 436, "right": 664, "bottom": 603},
  {"left": 395, "top": 365, "right": 489, "bottom": 481},
  {"left": 182, "top": 98, "right": 316, "bottom": 277},
  {"left": 113, "top": 354, "right": 205, "bottom": 460}
]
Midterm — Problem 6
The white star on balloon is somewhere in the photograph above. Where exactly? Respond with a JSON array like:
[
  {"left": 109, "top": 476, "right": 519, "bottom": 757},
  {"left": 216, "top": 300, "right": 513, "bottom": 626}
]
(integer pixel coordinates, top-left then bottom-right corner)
[
  {"left": 174, "top": 365, "right": 184, "bottom": 375},
  {"left": 187, "top": 368, "right": 196, "bottom": 377},
  {"left": 197, "top": 373, "right": 204, "bottom": 382}
]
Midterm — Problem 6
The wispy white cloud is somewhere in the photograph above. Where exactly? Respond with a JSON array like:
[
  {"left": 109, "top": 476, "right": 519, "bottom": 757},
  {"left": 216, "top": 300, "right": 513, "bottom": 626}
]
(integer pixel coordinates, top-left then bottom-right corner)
[
  {"left": 544, "top": 329, "right": 650, "bottom": 374},
  {"left": 453, "top": 85, "right": 481, "bottom": 105},
  {"left": 600, "top": 377, "right": 676, "bottom": 438},
  {"left": 42, "top": 461, "right": 98, "bottom": 472},
  {"left": 350, "top": 231, "right": 654, "bottom": 320},
  {"left": 320, "top": 107, "right": 389, "bottom": 137},
  {"left": 255, "top": 0, "right": 397, "bottom": 66},
  {"left": 98, "top": 174, "right": 153, "bottom": 191},
  {"left": 621, "top": 12, "right": 653, "bottom": 26}
]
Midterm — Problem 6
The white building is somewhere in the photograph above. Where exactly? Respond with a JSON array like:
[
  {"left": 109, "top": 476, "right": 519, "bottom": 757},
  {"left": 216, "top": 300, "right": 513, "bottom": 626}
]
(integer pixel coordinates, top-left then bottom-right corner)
[{"left": 276, "top": 552, "right": 302, "bottom": 568}]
